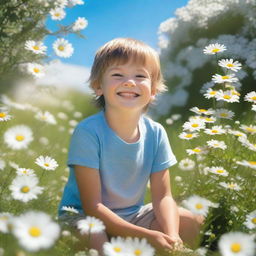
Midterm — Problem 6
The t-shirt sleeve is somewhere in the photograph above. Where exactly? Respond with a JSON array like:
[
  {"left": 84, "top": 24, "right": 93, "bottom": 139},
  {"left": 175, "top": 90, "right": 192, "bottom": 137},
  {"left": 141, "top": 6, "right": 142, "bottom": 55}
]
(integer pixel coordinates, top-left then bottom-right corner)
[
  {"left": 151, "top": 124, "right": 177, "bottom": 173},
  {"left": 67, "top": 124, "right": 100, "bottom": 170}
]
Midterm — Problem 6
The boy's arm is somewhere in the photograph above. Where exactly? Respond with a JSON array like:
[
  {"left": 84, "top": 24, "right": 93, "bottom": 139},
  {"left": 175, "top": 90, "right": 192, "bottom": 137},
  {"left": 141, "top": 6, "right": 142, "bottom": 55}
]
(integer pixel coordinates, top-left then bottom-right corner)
[
  {"left": 74, "top": 165, "right": 173, "bottom": 250},
  {"left": 150, "top": 169, "right": 182, "bottom": 242}
]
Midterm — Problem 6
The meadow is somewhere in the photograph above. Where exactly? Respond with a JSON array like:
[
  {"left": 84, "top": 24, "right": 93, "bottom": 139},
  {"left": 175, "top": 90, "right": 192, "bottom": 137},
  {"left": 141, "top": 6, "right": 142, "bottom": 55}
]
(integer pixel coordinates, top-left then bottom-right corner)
[{"left": 0, "top": 44, "right": 256, "bottom": 256}]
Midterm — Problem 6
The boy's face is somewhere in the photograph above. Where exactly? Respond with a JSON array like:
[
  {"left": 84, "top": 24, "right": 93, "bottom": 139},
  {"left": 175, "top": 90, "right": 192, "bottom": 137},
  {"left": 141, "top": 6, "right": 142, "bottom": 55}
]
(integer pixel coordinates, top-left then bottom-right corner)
[{"left": 95, "top": 60, "right": 155, "bottom": 112}]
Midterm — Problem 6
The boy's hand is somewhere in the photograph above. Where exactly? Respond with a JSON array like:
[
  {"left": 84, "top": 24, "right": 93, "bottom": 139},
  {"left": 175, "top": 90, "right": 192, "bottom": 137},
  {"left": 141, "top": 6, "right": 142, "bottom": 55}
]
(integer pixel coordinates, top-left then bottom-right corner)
[{"left": 146, "top": 230, "right": 183, "bottom": 251}]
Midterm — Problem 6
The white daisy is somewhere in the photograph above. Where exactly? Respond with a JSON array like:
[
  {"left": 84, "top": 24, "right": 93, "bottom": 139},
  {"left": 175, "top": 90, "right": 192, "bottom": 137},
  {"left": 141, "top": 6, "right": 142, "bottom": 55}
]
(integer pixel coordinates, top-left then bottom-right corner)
[
  {"left": 190, "top": 107, "right": 215, "bottom": 116},
  {"left": 126, "top": 237, "right": 155, "bottom": 256},
  {"left": 4, "top": 125, "right": 33, "bottom": 150},
  {"left": 77, "top": 216, "right": 105, "bottom": 235},
  {"left": 208, "top": 166, "right": 228, "bottom": 176},
  {"left": 218, "top": 232, "right": 255, "bottom": 256},
  {"left": 203, "top": 43, "right": 226, "bottom": 55},
  {"left": 9, "top": 176, "right": 44, "bottom": 203},
  {"left": 236, "top": 160, "right": 256, "bottom": 170},
  {"left": 182, "top": 195, "right": 216, "bottom": 216},
  {"left": 201, "top": 116, "right": 216, "bottom": 123},
  {"left": 61, "top": 206, "right": 79, "bottom": 215},
  {"left": 179, "top": 158, "right": 196, "bottom": 171},
  {"left": 16, "top": 168, "right": 35, "bottom": 176},
  {"left": 240, "top": 124, "right": 256, "bottom": 134},
  {"left": 68, "top": 0, "right": 84, "bottom": 7},
  {"left": 204, "top": 88, "right": 217, "bottom": 99},
  {"left": 219, "top": 182, "right": 241, "bottom": 191},
  {"left": 252, "top": 105, "right": 256, "bottom": 112},
  {"left": 0, "top": 212, "right": 13, "bottom": 233},
  {"left": 186, "top": 147, "right": 205, "bottom": 155},
  {"left": 179, "top": 132, "right": 199, "bottom": 140},
  {"left": 218, "top": 59, "right": 242, "bottom": 72},
  {"left": 12, "top": 211, "right": 60, "bottom": 252},
  {"left": 25, "top": 40, "right": 47, "bottom": 55},
  {"left": 53, "top": 38, "right": 74, "bottom": 58},
  {"left": 204, "top": 125, "right": 226, "bottom": 135},
  {"left": 244, "top": 210, "right": 256, "bottom": 229},
  {"left": 27, "top": 63, "right": 45, "bottom": 78},
  {"left": 212, "top": 74, "right": 238, "bottom": 84},
  {"left": 49, "top": 8, "right": 66, "bottom": 20},
  {"left": 0, "top": 109, "right": 12, "bottom": 121},
  {"left": 0, "top": 159, "right": 6, "bottom": 171},
  {"left": 57, "top": 112, "right": 68, "bottom": 120},
  {"left": 35, "top": 111, "right": 57, "bottom": 125},
  {"left": 207, "top": 139, "right": 227, "bottom": 150},
  {"left": 228, "top": 130, "right": 247, "bottom": 138},
  {"left": 244, "top": 91, "right": 256, "bottom": 104},
  {"left": 182, "top": 119, "right": 206, "bottom": 132},
  {"left": 55, "top": 0, "right": 68, "bottom": 8},
  {"left": 103, "top": 236, "right": 127, "bottom": 256},
  {"left": 72, "top": 17, "right": 88, "bottom": 31},
  {"left": 214, "top": 108, "right": 234, "bottom": 120},
  {"left": 215, "top": 90, "right": 240, "bottom": 103},
  {"left": 35, "top": 156, "right": 59, "bottom": 171}
]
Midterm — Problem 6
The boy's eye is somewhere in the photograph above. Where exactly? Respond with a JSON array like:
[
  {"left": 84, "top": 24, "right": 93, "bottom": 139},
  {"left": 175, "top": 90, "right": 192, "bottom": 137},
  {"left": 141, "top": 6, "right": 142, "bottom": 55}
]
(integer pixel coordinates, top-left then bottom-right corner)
[
  {"left": 112, "top": 73, "right": 123, "bottom": 77},
  {"left": 136, "top": 75, "right": 146, "bottom": 78}
]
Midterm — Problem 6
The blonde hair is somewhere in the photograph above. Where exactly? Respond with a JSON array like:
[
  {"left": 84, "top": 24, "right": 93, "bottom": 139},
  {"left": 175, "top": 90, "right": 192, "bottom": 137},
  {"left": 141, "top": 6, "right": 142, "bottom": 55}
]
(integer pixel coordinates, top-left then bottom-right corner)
[{"left": 89, "top": 38, "right": 167, "bottom": 108}]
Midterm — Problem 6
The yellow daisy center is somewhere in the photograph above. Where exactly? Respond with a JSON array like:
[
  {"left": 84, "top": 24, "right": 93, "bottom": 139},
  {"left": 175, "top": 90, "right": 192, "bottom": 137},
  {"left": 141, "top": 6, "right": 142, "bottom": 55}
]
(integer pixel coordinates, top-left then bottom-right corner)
[
  {"left": 0, "top": 112, "right": 6, "bottom": 118},
  {"left": 212, "top": 48, "right": 220, "bottom": 53},
  {"left": 246, "top": 127, "right": 256, "bottom": 133},
  {"left": 228, "top": 183, "right": 236, "bottom": 189},
  {"left": 41, "top": 115, "right": 47, "bottom": 120},
  {"left": 44, "top": 163, "right": 49, "bottom": 167},
  {"left": 199, "top": 109, "right": 206, "bottom": 112},
  {"left": 29, "top": 226, "right": 41, "bottom": 237},
  {"left": 58, "top": 45, "right": 65, "bottom": 51},
  {"left": 185, "top": 134, "right": 193, "bottom": 138},
  {"left": 192, "top": 123, "right": 199, "bottom": 128},
  {"left": 223, "top": 95, "right": 231, "bottom": 99},
  {"left": 227, "top": 63, "right": 234, "bottom": 67},
  {"left": 134, "top": 249, "right": 142, "bottom": 255},
  {"left": 0, "top": 216, "right": 8, "bottom": 221},
  {"left": 205, "top": 118, "right": 214, "bottom": 121},
  {"left": 251, "top": 218, "right": 256, "bottom": 224},
  {"left": 23, "top": 170, "right": 28, "bottom": 174},
  {"left": 114, "top": 247, "right": 121, "bottom": 252},
  {"left": 220, "top": 113, "right": 228, "bottom": 117},
  {"left": 232, "top": 91, "right": 240, "bottom": 96},
  {"left": 251, "top": 96, "right": 256, "bottom": 100},
  {"left": 230, "top": 243, "right": 241, "bottom": 253},
  {"left": 211, "top": 130, "right": 218, "bottom": 133},
  {"left": 222, "top": 76, "right": 230, "bottom": 80},
  {"left": 195, "top": 203, "right": 203, "bottom": 209},
  {"left": 216, "top": 169, "right": 224, "bottom": 174},
  {"left": 21, "top": 186, "right": 30, "bottom": 193},
  {"left": 89, "top": 223, "right": 94, "bottom": 228},
  {"left": 210, "top": 91, "right": 216, "bottom": 95},
  {"left": 33, "top": 45, "right": 40, "bottom": 50},
  {"left": 193, "top": 148, "right": 201, "bottom": 153},
  {"left": 55, "top": 13, "right": 60, "bottom": 17},
  {"left": 33, "top": 68, "right": 40, "bottom": 73},
  {"left": 16, "top": 135, "right": 24, "bottom": 141},
  {"left": 248, "top": 161, "right": 256, "bottom": 165}
]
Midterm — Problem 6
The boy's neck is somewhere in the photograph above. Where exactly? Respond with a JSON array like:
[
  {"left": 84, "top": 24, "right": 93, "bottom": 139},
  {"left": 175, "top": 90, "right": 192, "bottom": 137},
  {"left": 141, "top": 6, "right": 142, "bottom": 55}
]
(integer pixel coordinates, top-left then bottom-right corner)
[{"left": 104, "top": 108, "right": 142, "bottom": 143}]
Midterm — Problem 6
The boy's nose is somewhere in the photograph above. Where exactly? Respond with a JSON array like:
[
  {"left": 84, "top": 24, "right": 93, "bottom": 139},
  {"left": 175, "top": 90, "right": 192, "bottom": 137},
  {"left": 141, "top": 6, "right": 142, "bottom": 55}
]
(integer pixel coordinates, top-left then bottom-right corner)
[{"left": 123, "top": 80, "right": 136, "bottom": 87}]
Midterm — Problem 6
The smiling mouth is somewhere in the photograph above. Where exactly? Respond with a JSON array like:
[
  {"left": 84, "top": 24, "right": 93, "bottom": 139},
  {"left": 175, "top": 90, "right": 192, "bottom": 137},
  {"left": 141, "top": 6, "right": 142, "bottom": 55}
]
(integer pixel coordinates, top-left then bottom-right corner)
[{"left": 117, "top": 92, "right": 140, "bottom": 97}]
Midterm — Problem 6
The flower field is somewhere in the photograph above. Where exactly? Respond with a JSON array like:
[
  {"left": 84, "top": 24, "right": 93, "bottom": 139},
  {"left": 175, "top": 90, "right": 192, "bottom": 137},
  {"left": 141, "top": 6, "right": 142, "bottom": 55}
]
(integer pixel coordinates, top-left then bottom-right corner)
[{"left": 1, "top": 0, "right": 256, "bottom": 255}]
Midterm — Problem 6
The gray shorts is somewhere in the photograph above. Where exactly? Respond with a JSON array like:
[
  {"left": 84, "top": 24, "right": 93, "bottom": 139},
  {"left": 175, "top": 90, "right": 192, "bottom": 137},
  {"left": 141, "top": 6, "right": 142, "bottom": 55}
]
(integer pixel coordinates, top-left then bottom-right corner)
[{"left": 59, "top": 203, "right": 155, "bottom": 231}]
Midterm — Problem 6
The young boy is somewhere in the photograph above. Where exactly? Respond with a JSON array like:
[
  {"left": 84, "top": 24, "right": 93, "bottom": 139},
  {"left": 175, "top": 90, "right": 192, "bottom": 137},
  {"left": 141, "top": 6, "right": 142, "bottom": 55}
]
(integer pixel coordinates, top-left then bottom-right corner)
[{"left": 58, "top": 38, "right": 203, "bottom": 254}]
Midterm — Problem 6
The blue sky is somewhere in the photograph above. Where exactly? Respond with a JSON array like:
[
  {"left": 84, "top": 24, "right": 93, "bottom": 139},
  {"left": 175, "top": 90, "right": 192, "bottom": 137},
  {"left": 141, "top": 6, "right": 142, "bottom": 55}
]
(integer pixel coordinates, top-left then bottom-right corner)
[{"left": 45, "top": 0, "right": 188, "bottom": 68}]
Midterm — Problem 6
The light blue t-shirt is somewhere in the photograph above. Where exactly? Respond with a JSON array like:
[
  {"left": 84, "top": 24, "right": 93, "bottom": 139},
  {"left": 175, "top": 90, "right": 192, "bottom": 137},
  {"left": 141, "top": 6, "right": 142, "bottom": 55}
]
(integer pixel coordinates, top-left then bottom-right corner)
[{"left": 58, "top": 111, "right": 177, "bottom": 218}]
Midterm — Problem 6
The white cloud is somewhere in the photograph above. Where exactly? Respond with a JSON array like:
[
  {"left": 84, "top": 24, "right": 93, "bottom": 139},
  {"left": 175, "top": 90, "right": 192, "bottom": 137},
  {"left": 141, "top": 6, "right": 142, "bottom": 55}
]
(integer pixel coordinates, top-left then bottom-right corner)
[{"left": 36, "top": 60, "right": 92, "bottom": 94}]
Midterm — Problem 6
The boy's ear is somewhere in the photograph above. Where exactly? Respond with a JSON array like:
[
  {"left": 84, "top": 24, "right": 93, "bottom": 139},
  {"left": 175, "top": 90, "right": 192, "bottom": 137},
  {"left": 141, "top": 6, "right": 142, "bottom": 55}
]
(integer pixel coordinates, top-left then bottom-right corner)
[{"left": 95, "top": 87, "right": 103, "bottom": 96}]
